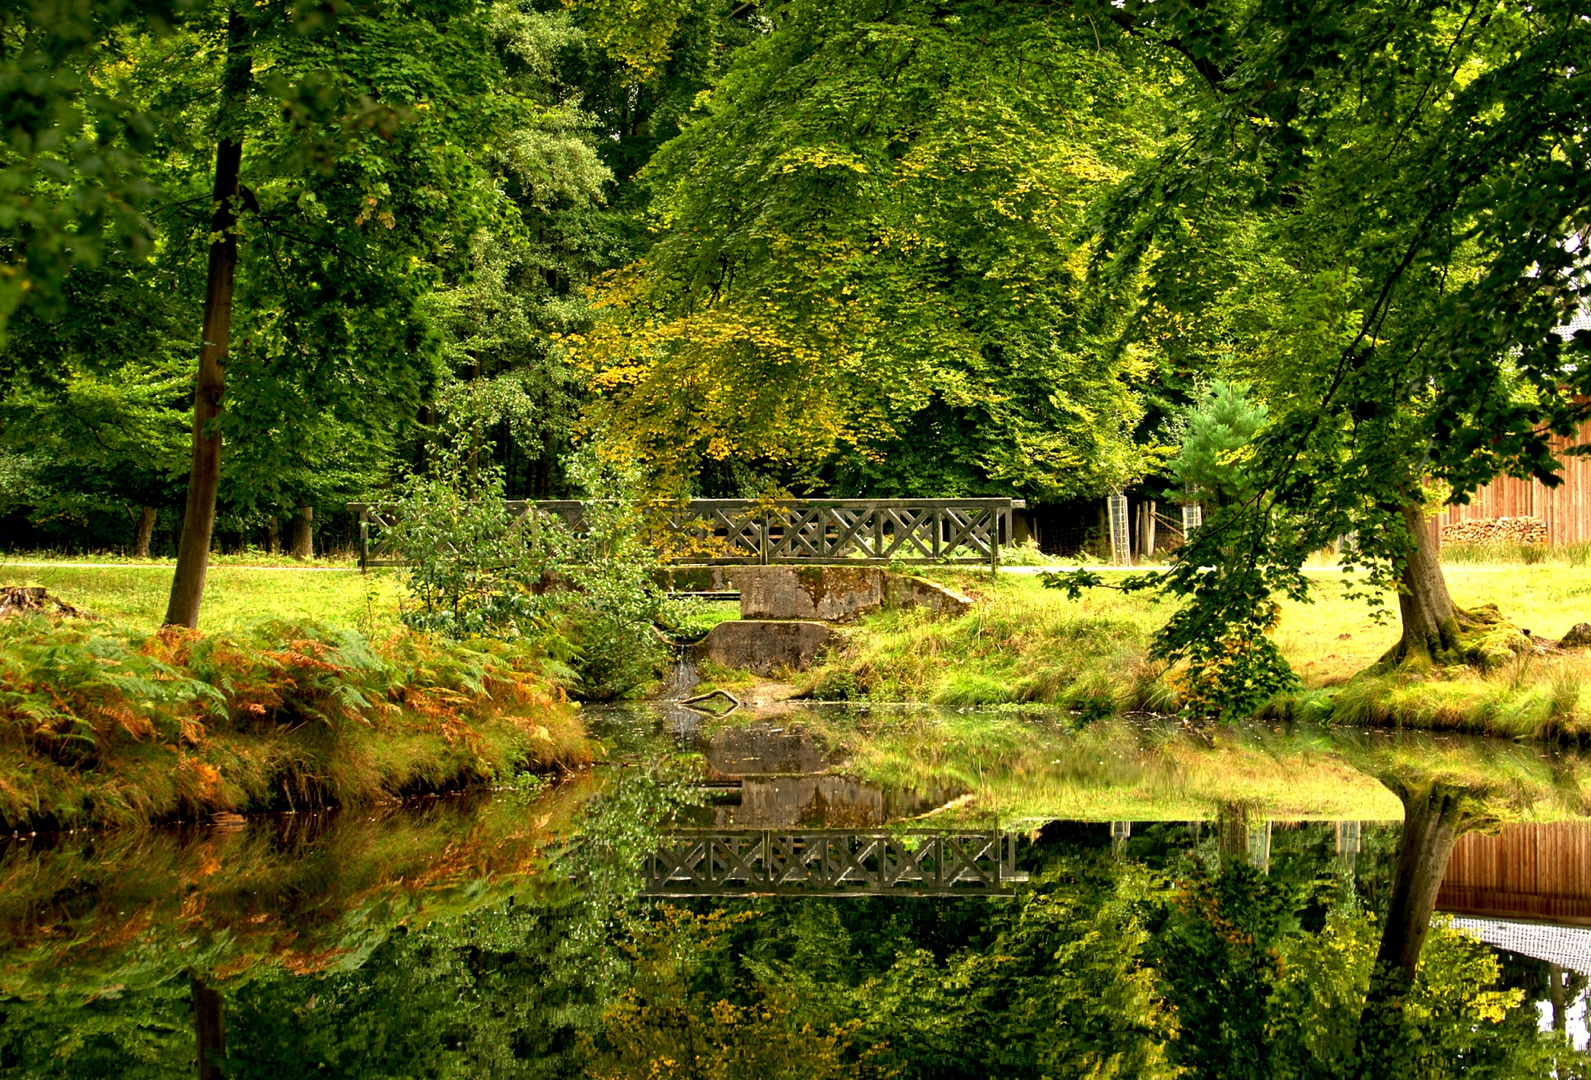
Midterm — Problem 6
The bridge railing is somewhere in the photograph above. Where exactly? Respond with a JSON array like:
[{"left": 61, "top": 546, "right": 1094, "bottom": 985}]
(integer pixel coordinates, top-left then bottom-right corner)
[
  {"left": 641, "top": 829, "right": 1027, "bottom": 897},
  {"left": 345, "top": 498, "right": 1023, "bottom": 571}
]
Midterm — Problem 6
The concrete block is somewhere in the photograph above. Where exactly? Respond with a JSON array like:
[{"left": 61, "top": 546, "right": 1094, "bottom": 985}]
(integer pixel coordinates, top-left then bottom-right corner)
[
  {"left": 701, "top": 619, "right": 831, "bottom": 674},
  {"left": 883, "top": 575, "right": 973, "bottom": 617},
  {"left": 731, "top": 566, "right": 884, "bottom": 621}
]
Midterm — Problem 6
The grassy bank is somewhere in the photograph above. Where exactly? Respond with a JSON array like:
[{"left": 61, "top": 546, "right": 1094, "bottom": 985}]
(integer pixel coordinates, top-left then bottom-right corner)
[
  {"left": 798, "top": 563, "right": 1591, "bottom": 738},
  {"left": 0, "top": 618, "right": 588, "bottom": 831}
]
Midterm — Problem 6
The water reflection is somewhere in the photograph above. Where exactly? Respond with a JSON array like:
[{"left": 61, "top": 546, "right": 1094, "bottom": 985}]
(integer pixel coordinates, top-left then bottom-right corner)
[{"left": 1, "top": 704, "right": 1589, "bottom": 1077}]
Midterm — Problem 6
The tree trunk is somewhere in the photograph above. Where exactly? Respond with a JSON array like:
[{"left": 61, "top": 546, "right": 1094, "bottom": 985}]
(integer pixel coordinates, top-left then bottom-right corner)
[
  {"left": 1352, "top": 780, "right": 1473, "bottom": 1079},
  {"left": 133, "top": 506, "right": 158, "bottom": 558},
  {"left": 1379, "top": 502, "right": 1462, "bottom": 665},
  {"left": 164, "top": 9, "right": 251, "bottom": 630},
  {"left": 289, "top": 505, "right": 313, "bottom": 560},
  {"left": 191, "top": 973, "right": 226, "bottom": 1080},
  {"left": 265, "top": 515, "right": 279, "bottom": 555}
]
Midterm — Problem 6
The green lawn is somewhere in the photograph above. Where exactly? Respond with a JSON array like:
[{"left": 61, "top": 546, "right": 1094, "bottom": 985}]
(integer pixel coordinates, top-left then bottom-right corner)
[{"left": 5, "top": 562, "right": 405, "bottom": 635}]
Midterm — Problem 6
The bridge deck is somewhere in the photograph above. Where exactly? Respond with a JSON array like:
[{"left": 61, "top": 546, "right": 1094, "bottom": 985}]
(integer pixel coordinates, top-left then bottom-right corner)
[{"left": 347, "top": 498, "right": 1023, "bottom": 571}]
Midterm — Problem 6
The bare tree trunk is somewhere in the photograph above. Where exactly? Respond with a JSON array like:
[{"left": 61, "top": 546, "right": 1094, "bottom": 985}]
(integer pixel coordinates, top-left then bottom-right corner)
[
  {"left": 1379, "top": 502, "right": 1462, "bottom": 665},
  {"left": 289, "top": 505, "right": 313, "bottom": 560},
  {"left": 191, "top": 973, "right": 226, "bottom": 1080},
  {"left": 133, "top": 506, "right": 158, "bottom": 558},
  {"left": 1352, "top": 780, "right": 1473, "bottom": 1079},
  {"left": 164, "top": 9, "right": 251, "bottom": 629},
  {"left": 265, "top": 515, "right": 279, "bottom": 555}
]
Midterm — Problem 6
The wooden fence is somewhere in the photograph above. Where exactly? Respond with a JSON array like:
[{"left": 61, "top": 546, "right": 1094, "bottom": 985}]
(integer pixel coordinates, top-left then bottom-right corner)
[
  {"left": 1435, "top": 420, "right": 1591, "bottom": 545},
  {"left": 346, "top": 498, "right": 1022, "bottom": 571},
  {"left": 641, "top": 829, "right": 1028, "bottom": 897}
]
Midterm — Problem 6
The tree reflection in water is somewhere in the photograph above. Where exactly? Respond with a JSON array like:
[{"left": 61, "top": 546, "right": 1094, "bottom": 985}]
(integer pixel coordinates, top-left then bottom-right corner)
[{"left": 0, "top": 764, "right": 1587, "bottom": 1076}]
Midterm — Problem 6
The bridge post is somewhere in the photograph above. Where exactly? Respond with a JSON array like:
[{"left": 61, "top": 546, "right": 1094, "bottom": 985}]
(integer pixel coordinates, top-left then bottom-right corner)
[{"left": 991, "top": 504, "right": 999, "bottom": 576}]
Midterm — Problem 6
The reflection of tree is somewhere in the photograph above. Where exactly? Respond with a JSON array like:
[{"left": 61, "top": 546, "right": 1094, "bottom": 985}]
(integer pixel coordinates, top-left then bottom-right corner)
[
  {"left": 1550, "top": 964, "right": 1589, "bottom": 1038},
  {"left": 192, "top": 974, "right": 225, "bottom": 1080},
  {"left": 1349, "top": 772, "right": 1504, "bottom": 1078}
]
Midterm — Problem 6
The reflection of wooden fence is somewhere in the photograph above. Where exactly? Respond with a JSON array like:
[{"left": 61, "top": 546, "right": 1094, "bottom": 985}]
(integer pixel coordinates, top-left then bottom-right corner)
[
  {"left": 346, "top": 498, "right": 1022, "bottom": 571},
  {"left": 1437, "top": 822, "right": 1591, "bottom": 927},
  {"left": 641, "top": 830, "right": 1027, "bottom": 897}
]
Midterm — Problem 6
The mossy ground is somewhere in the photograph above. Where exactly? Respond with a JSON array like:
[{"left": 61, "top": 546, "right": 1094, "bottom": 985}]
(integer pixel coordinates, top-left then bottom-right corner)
[{"left": 796, "top": 559, "right": 1591, "bottom": 739}]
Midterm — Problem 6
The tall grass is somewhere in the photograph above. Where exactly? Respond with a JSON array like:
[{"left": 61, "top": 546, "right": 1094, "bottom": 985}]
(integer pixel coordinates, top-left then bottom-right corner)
[
  {"left": 804, "top": 578, "right": 1171, "bottom": 713},
  {"left": 1307, "top": 654, "right": 1591, "bottom": 740},
  {"left": 0, "top": 618, "right": 588, "bottom": 831},
  {"left": 1439, "top": 541, "right": 1591, "bottom": 566}
]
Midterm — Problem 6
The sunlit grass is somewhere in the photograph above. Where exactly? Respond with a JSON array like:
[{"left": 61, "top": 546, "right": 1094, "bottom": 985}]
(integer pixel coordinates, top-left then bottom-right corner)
[
  {"left": 1, "top": 563, "right": 405, "bottom": 635},
  {"left": 805, "top": 562, "right": 1591, "bottom": 737}
]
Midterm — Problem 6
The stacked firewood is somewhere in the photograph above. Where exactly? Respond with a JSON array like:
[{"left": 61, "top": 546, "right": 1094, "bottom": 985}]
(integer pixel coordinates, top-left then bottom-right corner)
[{"left": 1439, "top": 516, "right": 1548, "bottom": 544}]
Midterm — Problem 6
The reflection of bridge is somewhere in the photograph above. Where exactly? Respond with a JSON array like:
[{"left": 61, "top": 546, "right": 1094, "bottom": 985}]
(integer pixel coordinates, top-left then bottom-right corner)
[{"left": 642, "top": 830, "right": 1028, "bottom": 897}]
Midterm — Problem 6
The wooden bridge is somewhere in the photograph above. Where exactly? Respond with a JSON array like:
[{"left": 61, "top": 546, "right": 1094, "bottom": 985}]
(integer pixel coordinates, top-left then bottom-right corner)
[
  {"left": 347, "top": 498, "right": 1023, "bottom": 571},
  {"left": 641, "top": 829, "right": 1028, "bottom": 897}
]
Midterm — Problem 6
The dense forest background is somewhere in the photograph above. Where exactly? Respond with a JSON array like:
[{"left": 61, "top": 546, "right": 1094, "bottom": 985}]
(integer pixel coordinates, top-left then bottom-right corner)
[
  {"left": 3, "top": 0, "right": 1588, "bottom": 692},
  {"left": 0, "top": 0, "right": 1203, "bottom": 556}
]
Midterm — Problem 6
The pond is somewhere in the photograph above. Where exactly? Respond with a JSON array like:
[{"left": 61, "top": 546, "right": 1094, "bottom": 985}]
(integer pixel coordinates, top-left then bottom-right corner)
[{"left": 2, "top": 703, "right": 1588, "bottom": 1078}]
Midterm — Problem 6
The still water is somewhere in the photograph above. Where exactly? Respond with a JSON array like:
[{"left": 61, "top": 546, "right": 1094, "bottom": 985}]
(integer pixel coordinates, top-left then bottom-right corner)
[{"left": 1, "top": 704, "right": 1588, "bottom": 1078}]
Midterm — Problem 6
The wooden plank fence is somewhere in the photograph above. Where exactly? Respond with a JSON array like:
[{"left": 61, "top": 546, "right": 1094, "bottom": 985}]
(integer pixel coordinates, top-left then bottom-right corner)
[
  {"left": 641, "top": 829, "right": 1027, "bottom": 897},
  {"left": 346, "top": 498, "right": 1022, "bottom": 571},
  {"left": 1435, "top": 419, "right": 1591, "bottom": 545}
]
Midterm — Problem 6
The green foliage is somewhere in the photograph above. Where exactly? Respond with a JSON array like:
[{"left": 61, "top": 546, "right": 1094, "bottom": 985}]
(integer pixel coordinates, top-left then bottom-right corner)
[
  {"left": 578, "top": 0, "right": 1168, "bottom": 499},
  {"left": 1170, "top": 381, "right": 1269, "bottom": 505},
  {"left": 389, "top": 442, "right": 564, "bottom": 639},
  {"left": 556, "top": 450, "right": 667, "bottom": 700},
  {"left": 388, "top": 441, "right": 665, "bottom": 699},
  {"left": 1090, "top": 0, "right": 1591, "bottom": 707}
]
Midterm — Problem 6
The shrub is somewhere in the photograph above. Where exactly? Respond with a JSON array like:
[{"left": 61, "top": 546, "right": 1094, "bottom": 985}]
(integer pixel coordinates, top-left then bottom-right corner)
[
  {"left": 556, "top": 451, "right": 667, "bottom": 701},
  {"left": 387, "top": 443, "right": 565, "bottom": 639},
  {"left": 386, "top": 442, "right": 666, "bottom": 701}
]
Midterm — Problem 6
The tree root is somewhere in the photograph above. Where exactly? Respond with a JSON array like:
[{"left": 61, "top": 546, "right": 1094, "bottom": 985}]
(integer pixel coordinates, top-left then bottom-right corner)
[{"left": 1377, "top": 603, "right": 1533, "bottom": 671}]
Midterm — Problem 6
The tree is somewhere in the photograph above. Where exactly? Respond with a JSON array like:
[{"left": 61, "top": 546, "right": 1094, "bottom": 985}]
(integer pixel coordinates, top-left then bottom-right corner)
[
  {"left": 1073, "top": 0, "right": 1591, "bottom": 709},
  {"left": 575, "top": 0, "right": 1170, "bottom": 499},
  {"left": 58, "top": 0, "right": 532, "bottom": 624}
]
